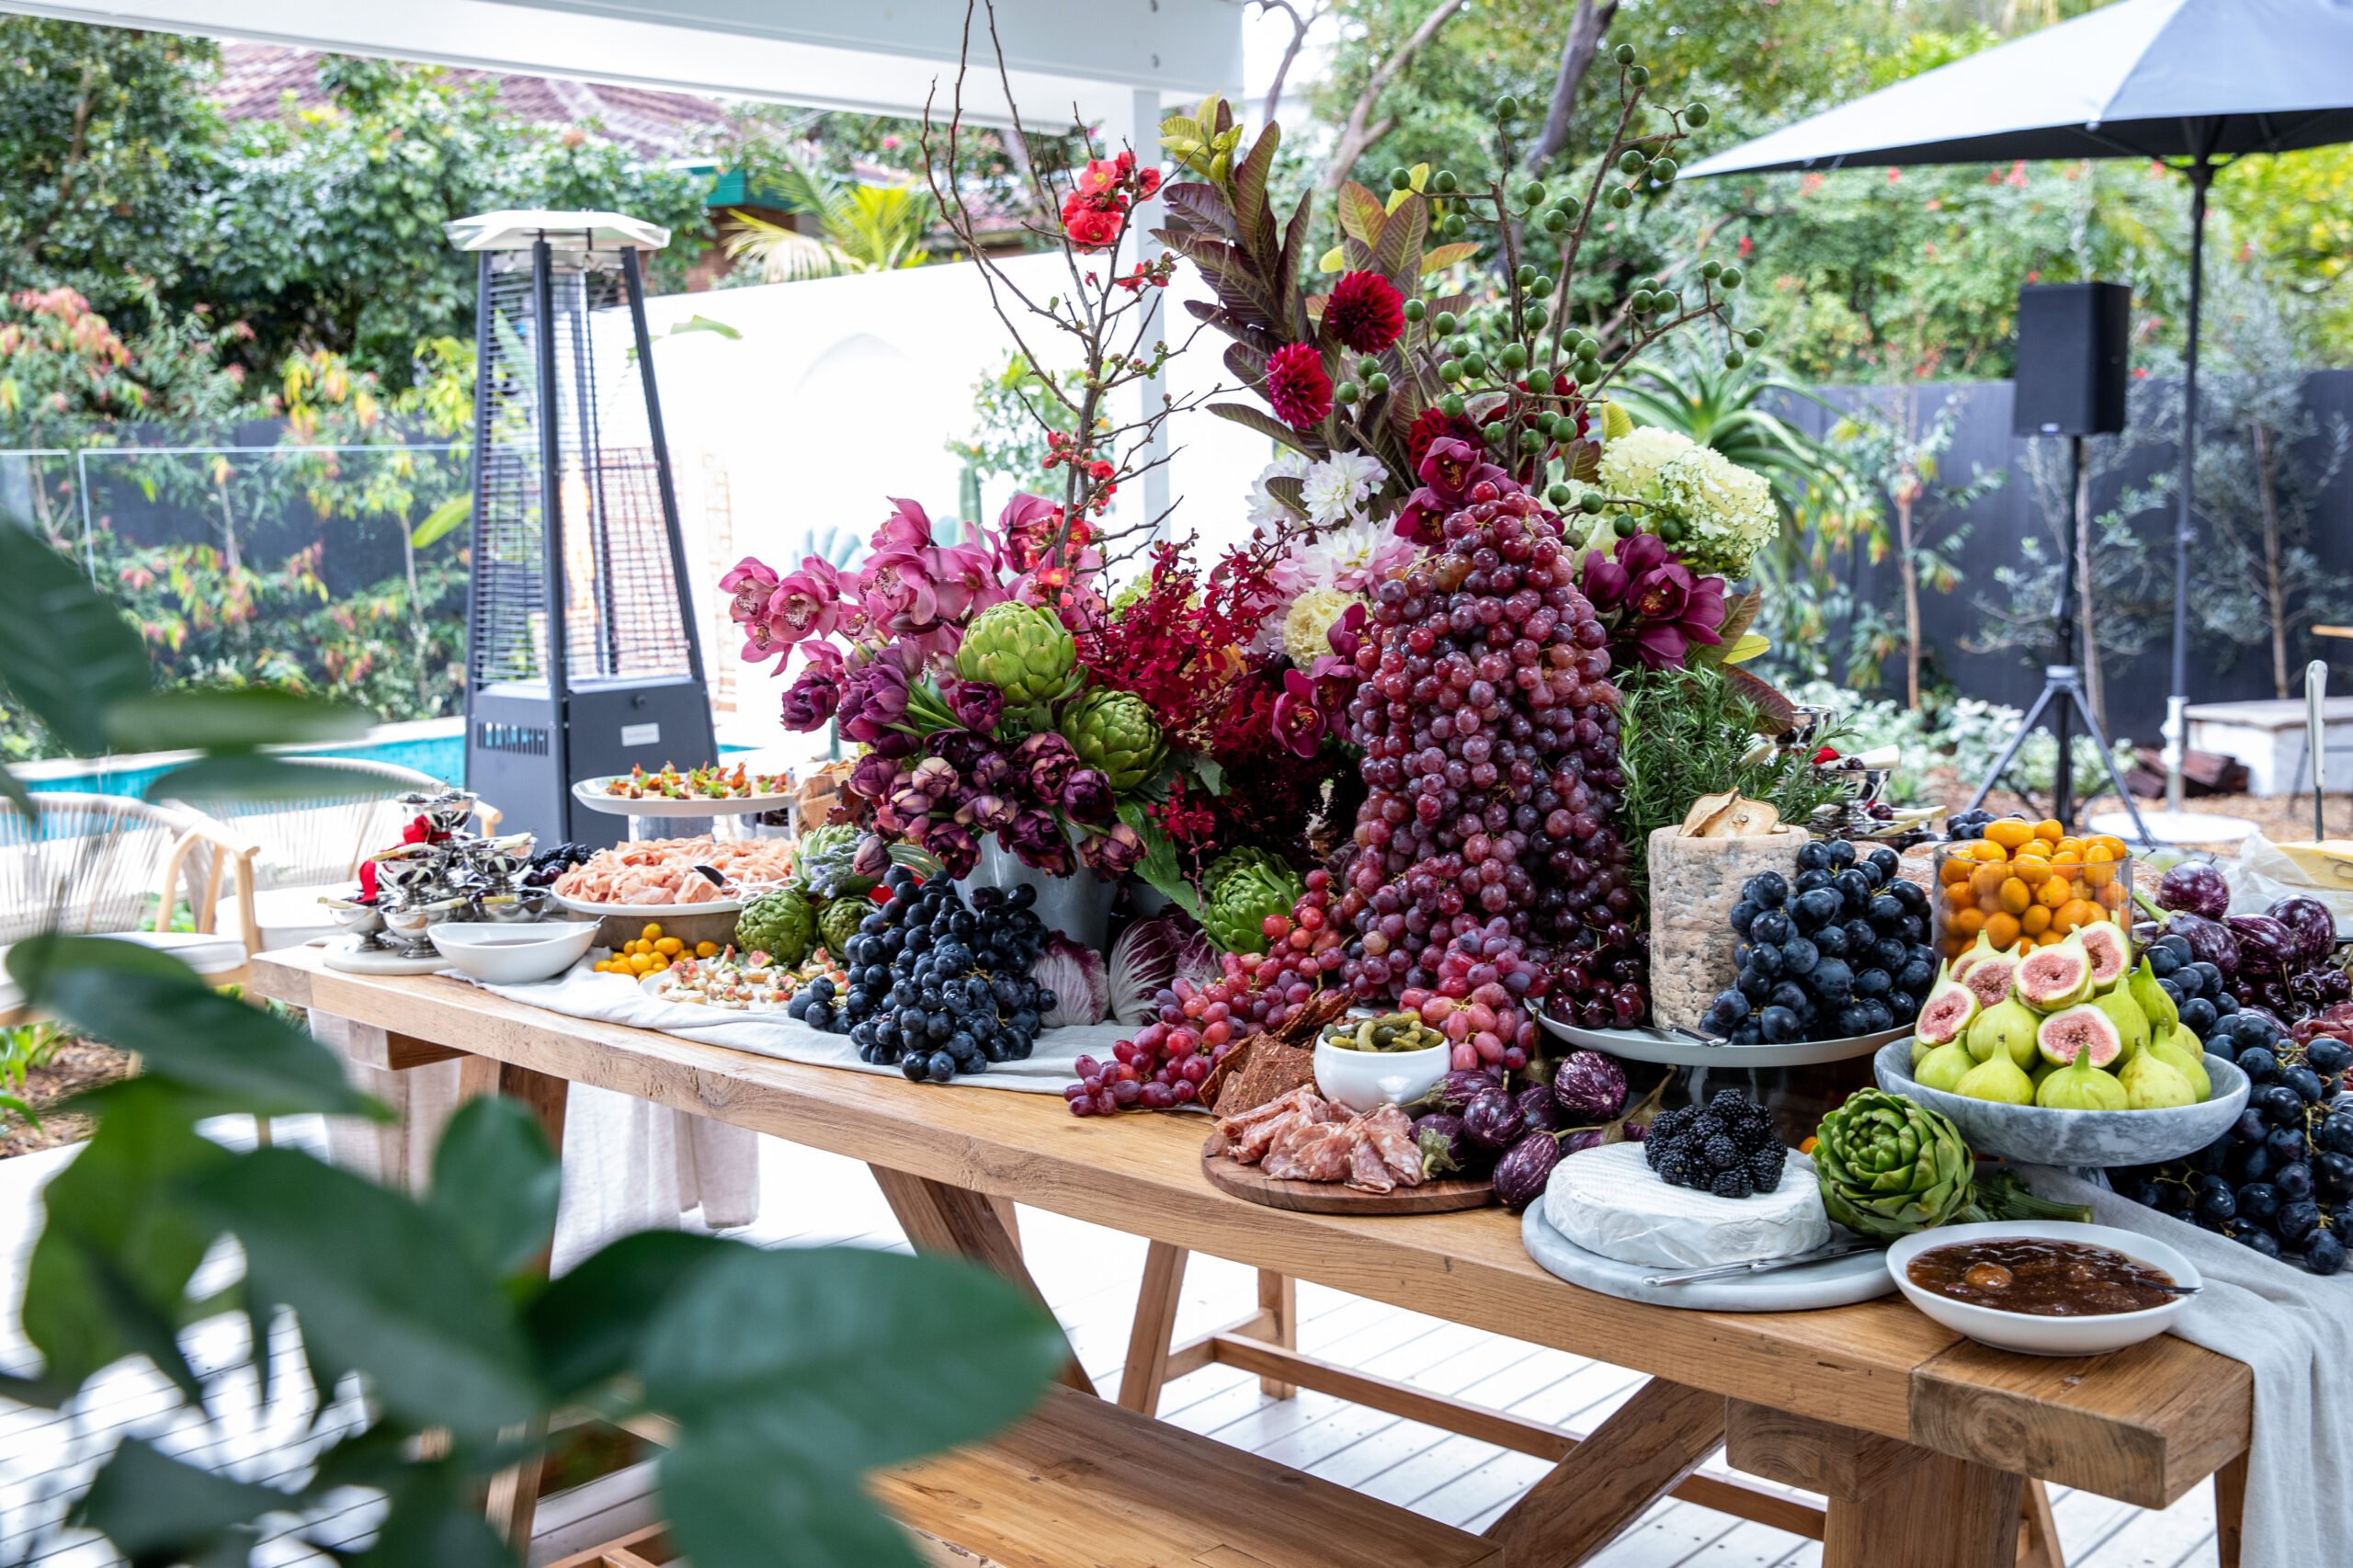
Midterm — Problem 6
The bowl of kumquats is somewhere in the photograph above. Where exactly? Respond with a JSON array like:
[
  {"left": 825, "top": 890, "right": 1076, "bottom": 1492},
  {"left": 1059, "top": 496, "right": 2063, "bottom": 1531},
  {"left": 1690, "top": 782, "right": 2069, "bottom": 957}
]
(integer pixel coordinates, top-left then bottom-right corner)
[
  {"left": 592, "top": 922, "right": 723, "bottom": 978},
  {"left": 1933, "top": 816, "right": 2135, "bottom": 967}
]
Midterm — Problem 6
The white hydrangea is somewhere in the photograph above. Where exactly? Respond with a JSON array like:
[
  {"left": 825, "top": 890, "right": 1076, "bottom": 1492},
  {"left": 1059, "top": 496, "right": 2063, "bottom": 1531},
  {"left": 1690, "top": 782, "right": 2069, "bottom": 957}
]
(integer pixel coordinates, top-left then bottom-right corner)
[
  {"left": 1245, "top": 449, "right": 1312, "bottom": 530},
  {"left": 1282, "top": 585, "right": 1358, "bottom": 670},
  {"left": 1300, "top": 449, "right": 1385, "bottom": 527},
  {"left": 1655, "top": 445, "right": 1779, "bottom": 578},
  {"left": 1597, "top": 426, "right": 1695, "bottom": 503}
]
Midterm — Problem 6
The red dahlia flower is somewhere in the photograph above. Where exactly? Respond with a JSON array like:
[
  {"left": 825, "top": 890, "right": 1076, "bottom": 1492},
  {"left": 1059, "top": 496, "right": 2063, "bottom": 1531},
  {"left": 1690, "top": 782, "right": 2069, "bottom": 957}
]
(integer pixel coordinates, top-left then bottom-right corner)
[
  {"left": 1264, "top": 343, "right": 1333, "bottom": 427},
  {"left": 1324, "top": 270, "right": 1406, "bottom": 354}
]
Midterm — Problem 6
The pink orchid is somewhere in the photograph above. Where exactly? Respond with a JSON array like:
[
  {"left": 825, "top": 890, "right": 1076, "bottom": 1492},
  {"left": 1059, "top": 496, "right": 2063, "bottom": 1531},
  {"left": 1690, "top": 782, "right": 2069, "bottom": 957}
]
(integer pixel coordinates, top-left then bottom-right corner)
[
  {"left": 1396, "top": 437, "right": 1517, "bottom": 543},
  {"left": 1270, "top": 667, "right": 1329, "bottom": 758}
]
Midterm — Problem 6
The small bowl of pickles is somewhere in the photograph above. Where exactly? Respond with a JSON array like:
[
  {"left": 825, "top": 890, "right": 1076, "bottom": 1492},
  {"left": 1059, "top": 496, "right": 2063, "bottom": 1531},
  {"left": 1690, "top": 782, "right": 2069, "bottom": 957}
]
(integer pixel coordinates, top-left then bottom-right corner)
[{"left": 1313, "top": 1011, "right": 1451, "bottom": 1115}]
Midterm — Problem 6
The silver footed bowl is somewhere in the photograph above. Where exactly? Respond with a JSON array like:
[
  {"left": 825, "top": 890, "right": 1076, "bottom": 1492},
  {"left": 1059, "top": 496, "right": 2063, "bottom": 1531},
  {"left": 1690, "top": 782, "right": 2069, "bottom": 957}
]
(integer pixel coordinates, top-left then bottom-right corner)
[
  {"left": 399, "top": 790, "right": 479, "bottom": 836},
  {"left": 474, "top": 889, "right": 551, "bottom": 924},
  {"left": 380, "top": 897, "right": 472, "bottom": 953},
  {"left": 319, "top": 896, "right": 385, "bottom": 941}
]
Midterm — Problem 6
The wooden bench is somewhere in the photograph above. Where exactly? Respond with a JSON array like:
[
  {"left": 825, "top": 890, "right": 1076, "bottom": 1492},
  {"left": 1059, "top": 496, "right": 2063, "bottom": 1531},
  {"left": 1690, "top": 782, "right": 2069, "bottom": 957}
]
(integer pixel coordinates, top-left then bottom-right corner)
[{"left": 546, "top": 1383, "right": 1499, "bottom": 1568}]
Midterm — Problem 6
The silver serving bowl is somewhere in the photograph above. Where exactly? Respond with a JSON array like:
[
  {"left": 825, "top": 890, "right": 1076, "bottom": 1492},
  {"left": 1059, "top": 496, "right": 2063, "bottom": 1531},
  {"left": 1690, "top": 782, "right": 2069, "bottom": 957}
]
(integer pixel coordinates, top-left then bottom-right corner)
[
  {"left": 373, "top": 850, "right": 449, "bottom": 895},
  {"left": 319, "top": 896, "right": 385, "bottom": 940},
  {"left": 474, "top": 889, "right": 551, "bottom": 925},
  {"left": 380, "top": 896, "right": 472, "bottom": 952},
  {"left": 399, "top": 790, "right": 479, "bottom": 836}
]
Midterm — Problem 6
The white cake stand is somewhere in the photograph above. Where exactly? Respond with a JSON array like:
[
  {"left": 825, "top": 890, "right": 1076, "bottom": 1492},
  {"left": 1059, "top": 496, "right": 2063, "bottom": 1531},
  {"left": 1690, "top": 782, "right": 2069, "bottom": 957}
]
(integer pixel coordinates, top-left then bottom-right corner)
[{"left": 571, "top": 775, "right": 797, "bottom": 843}]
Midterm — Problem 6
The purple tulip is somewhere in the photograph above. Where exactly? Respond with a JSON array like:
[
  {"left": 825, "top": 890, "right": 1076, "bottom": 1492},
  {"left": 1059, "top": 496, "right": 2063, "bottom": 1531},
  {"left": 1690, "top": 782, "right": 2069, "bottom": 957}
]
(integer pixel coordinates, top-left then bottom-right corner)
[
  {"left": 1061, "top": 767, "right": 1116, "bottom": 824},
  {"left": 1077, "top": 822, "right": 1145, "bottom": 879},
  {"left": 911, "top": 756, "right": 960, "bottom": 800},
  {"left": 836, "top": 646, "right": 913, "bottom": 744},
  {"left": 944, "top": 676, "right": 1006, "bottom": 733},
  {"left": 968, "top": 747, "right": 1013, "bottom": 793},
  {"left": 1016, "top": 732, "right": 1080, "bottom": 799},
  {"left": 959, "top": 792, "right": 1017, "bottom": 833},
  {"left": 847, "top": 752, "right": 899, "bottom": 801},
  {"left": 925, "top": 820, "right": 981, "bottom": 880},
  {"left": 777, "top": 645, "right": 845, "bottom": 730},
  {"left": 851, "top": 834, "right": 892, "bottom": 879},
  {"left": 870, "top": 729, "right": 919, "bottom": 760},
  {"left": 1002, "top": 808, "right": 1074, "bottom": 876}
]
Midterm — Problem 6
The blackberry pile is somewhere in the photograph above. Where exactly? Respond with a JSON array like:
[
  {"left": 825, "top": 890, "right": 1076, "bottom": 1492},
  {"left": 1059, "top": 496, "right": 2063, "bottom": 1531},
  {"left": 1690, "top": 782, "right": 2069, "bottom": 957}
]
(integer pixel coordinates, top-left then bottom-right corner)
[
  {"left": 1644, "top": 1088, "right": 1787, "bottom": 1199},
  {"left": 789, "top": 868, "right": 1057, "bottom": 1083},
  {"left": 523, "top": 842, "right": 592, "bottom": 888}
]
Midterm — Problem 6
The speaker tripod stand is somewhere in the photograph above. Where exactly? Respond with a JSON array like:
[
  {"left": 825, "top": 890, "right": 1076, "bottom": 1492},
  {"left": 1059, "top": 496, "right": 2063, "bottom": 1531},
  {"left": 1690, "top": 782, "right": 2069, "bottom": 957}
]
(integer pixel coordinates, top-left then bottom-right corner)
[{"left": 1963, "top": 435, "right": 2157, "bottom": 845}]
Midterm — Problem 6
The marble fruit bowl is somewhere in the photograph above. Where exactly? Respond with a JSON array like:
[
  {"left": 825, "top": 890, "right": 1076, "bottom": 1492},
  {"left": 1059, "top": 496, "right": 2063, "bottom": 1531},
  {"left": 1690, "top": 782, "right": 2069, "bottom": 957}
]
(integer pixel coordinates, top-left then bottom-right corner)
[{"left": 1874, "top": 1041, "right": 2248, "bottom": 1167}]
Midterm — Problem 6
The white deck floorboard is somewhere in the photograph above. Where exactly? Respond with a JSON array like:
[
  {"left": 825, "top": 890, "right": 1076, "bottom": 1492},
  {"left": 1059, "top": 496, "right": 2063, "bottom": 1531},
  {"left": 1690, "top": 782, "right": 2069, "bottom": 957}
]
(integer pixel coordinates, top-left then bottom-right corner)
[{"left": 0, "top": 1119, "right": 2221, "bottom": 1567}]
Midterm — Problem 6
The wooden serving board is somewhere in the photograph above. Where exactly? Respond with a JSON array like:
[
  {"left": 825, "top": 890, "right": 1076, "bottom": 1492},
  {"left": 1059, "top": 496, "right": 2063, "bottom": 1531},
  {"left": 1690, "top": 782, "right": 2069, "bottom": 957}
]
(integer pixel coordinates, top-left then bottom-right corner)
[{"left": 1200, "top": 1128, "right": 1495, "bottom": 1215}]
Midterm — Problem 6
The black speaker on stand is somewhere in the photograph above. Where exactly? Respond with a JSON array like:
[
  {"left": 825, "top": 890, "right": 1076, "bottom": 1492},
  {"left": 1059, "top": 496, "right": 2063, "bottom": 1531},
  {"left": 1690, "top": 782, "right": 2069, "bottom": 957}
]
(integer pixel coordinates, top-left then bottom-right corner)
[{"left": 1964, "top": 283, "right": 2154, "bottom": 843}]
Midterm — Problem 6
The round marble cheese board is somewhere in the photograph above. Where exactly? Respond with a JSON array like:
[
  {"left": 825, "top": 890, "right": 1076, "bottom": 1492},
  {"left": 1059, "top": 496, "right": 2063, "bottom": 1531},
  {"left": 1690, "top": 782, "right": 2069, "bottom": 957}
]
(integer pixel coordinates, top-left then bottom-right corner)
[
  {"left": 319, "top": 937, "right": 455, "bottom": 976},
  {"left": 1539, "top": 1014, "right": 1906, "bottom": 1068},
  {"left": 1519, "top": 1202, "right": 1895, "bottom": 1312}
]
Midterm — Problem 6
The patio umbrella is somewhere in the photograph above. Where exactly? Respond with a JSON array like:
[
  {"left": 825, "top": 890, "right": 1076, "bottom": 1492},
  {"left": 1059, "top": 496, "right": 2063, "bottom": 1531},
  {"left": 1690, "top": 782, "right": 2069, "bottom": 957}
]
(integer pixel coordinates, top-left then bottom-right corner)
[{"left": 1683, "top": 0, "right": 2353, "bottom": 820}]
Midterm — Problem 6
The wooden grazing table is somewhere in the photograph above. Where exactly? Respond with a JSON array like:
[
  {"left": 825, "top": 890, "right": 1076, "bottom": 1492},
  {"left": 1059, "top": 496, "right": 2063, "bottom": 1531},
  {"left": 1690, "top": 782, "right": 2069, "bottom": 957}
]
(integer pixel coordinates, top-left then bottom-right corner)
[{"left": 254, "top": 949, "right": 2252, "bottom": 1568}]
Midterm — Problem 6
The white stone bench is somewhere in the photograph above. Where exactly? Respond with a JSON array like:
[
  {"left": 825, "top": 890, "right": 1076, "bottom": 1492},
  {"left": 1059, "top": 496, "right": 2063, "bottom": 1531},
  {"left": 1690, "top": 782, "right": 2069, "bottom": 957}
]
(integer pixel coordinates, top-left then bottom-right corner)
[{"left": 2186, "top": 698, "right": 2353, "bottom": 796}]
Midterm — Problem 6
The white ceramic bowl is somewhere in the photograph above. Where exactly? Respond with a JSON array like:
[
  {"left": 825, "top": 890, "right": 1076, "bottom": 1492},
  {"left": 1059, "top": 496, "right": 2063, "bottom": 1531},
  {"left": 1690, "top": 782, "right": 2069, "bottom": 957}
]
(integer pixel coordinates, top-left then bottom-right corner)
[
  {"left": 1886, "top": 1221, "right": 2200, "bottom": 1357},
  {"left": 426, "top": 921, "right": 600, "bottom": 984},
  {"left": 1313, "top": 1035, "right": 1449, "bottom": 1115}
]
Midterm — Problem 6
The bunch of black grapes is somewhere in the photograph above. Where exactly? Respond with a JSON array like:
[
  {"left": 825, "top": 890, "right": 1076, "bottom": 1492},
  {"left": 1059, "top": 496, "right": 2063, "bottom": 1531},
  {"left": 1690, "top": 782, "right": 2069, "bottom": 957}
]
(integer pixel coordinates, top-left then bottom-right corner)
[
  {"left": 789, "top": 869, "right": 1057, "bottom": 1083},
  {"left": 1645, "top": 1089, "right": 1788, "bottom": 1199},
  {"left": 2114, "top": 1009, "right": 2350, "bottom": 1274},
  {"left": 1704, "top": 839, "right": 1936, "bottom": 1044}
]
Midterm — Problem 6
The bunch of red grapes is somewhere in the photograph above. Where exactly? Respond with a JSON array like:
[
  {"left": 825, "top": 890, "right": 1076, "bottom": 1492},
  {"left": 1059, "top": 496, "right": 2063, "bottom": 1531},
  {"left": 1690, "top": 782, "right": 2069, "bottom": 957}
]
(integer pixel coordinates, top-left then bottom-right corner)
[
  {"left": 1331, "top": 484, "right": 1645, "bottom": 1031},
  {"left": 1067, "top": 869, "right": 1346, "bottom": 1116}
]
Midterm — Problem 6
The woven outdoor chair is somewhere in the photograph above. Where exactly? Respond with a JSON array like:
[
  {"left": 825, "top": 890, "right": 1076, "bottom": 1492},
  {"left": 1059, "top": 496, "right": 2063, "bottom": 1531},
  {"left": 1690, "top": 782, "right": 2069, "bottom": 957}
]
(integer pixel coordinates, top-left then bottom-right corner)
[
  {"left": 0, "top": 790, "right": 256, "bottom": 1022},
  {"left": 162, "top": 756, "right": 503, "bottom": 953}
]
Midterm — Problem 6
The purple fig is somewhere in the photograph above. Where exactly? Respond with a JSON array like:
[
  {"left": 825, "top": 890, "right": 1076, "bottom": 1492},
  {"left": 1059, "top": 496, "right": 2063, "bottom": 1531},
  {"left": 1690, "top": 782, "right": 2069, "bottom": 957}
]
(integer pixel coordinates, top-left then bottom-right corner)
[
  {"left": 2157, "top": 861, "right": 2231, "bottom": 920},
  {"left": 2267, "top": 895, "right": 2336, "bottom": 966},
  {"left": 1494, "top": 1129, "right": 1563, "bottom": 1211}
]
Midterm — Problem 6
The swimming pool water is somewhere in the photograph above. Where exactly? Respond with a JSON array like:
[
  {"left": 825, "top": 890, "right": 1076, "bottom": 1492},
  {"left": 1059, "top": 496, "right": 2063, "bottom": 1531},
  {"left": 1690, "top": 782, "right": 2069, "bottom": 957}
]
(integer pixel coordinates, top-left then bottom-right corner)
[{"left": 25, "top": 733, "right": 752, "bottom": 800}]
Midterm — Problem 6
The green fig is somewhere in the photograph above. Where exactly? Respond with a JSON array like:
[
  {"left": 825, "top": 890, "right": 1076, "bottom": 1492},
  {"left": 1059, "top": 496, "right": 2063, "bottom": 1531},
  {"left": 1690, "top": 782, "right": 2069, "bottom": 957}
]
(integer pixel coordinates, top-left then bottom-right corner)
[
  {"left": 2036, "top": 1001, "right": 2125, "bottom": 1069},
  {"left": 2129, "top": 958, "right": 2178, "bottom": 1032},
  {"left": 2015, "top": 933, "right": 2095, "bottom": 1012},
  {"left": 2035, "top": 1052, "right": 2129, "bottom": 1110},
  {"left": 2031, "top": 1058, "right": 2058, "bottom": 1092},
  {"left": 1966, "top": 997, "right": 2040, "bottom": 1069},
  {"left": 2118, "top": 1047, "right": 2197, "bottom": 1109},
  {"left": 2093, "top": 985, "right": 2150, "bottom": 1065},
  {"left": 1915, "top": 1040, "right": 1978, "bottom": 1094},
  {"left": 1915, "top": 974, "right": 1980, "bottom": 1049},
  {"left": 1912, "top": 1033, "right": 1936, "bottom": 1071},
  {"left": 2149, "top": 1026, "right": 2212, "bottom": 1101},
  {"left": 1955, "top": 1052, "right": 2037, "bottom": 1105}
]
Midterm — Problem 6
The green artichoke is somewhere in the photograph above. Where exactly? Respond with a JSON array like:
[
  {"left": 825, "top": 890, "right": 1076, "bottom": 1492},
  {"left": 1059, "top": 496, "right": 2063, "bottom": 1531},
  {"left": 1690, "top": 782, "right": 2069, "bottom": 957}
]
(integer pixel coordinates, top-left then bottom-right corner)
[
  {"left": 816, "top": 897, "right": 868, "bottom": 960},
  {"left": 1812, "top": 1089, "right": 1977, "bottom": 1242},
  {"left": 793, "top": 823, "right": 874, "bottom": 900},
  {"left": 1200, "top": 848, "right": 1305, "bottom": 955},
  {"left": 1060, "top": 687, "right": 1166, "bottom": 791},
  {"left": 956, "top": 601, "right": 1076, "bottom": 708},
  {"left": 734, "top": 889, "right": 815, "bottom": 965}
]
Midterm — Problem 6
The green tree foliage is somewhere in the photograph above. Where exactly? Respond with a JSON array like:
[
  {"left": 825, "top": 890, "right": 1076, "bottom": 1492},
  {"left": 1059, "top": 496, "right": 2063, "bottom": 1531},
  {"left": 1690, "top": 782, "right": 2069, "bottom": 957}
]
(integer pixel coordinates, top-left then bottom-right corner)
[
  {"left": 186, "top": 55, "right": 712, "bottom": 389},
  {"left": 0, "top": 20, "right": 222, "bottom": 324}
]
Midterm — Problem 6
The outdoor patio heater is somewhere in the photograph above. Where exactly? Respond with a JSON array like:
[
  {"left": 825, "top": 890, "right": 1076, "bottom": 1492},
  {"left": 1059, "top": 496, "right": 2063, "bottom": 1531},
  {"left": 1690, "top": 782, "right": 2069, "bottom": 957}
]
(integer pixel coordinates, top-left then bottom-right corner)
[{"left": 448, "top": 210, "right": 714, "bottom": 848}]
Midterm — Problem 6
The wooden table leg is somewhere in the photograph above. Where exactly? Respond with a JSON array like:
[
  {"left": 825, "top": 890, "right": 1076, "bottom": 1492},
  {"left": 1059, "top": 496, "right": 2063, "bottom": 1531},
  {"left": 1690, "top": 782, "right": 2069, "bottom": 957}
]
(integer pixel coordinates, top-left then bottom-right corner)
[
  {"left": 2016, "top": 1478, "right": 2063, "bottom": 1567},
  {"left": 868, "top": 1163, "right": 1095, "bottom": 1397},
  {"left": 1481, "top": 1377, "right": 1725, "bottom": 1568},
  {"left": 1116, "top": 1241, "right": 1188, "bottom": 1414},
  {"left": 1252, "top": 1270, "right": 1296, "bottom": 1399},
  {"left": 1727, "top": 1399, "right": 2023, "bottom": 1568},
  {"left": 2213, "top": 1450, "right": 2247, "bottom": 1568}
]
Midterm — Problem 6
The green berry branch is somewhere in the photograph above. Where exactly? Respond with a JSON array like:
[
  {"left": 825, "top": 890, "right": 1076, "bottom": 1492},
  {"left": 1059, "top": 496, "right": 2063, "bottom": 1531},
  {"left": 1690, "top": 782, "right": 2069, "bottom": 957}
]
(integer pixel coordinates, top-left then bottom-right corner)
[{"left": 921, "top": 0, "right": 1217, "bottom": 575}]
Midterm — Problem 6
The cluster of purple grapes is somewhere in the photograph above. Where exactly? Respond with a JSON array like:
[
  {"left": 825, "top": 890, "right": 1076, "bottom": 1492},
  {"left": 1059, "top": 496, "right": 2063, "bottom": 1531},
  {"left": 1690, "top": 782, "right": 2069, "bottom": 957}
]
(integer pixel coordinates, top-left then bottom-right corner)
[{"left": 1327, "top": 484, "right": 1644, "bottom": 1027}]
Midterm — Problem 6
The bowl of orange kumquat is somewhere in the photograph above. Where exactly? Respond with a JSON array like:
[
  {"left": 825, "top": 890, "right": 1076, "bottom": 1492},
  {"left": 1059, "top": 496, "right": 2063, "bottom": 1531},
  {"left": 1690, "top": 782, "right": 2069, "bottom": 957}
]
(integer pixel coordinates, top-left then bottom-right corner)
[{"left": 1931, "top": 817, "right": 2135, "bottom": 968}]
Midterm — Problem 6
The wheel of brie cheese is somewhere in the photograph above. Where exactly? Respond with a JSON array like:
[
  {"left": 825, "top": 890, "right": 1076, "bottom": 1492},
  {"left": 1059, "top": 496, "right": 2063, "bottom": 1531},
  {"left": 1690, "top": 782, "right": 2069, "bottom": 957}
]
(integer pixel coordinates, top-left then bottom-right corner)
[{"left": 1543, "top": 1142, "right": 1830, "bottom": 1268}]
